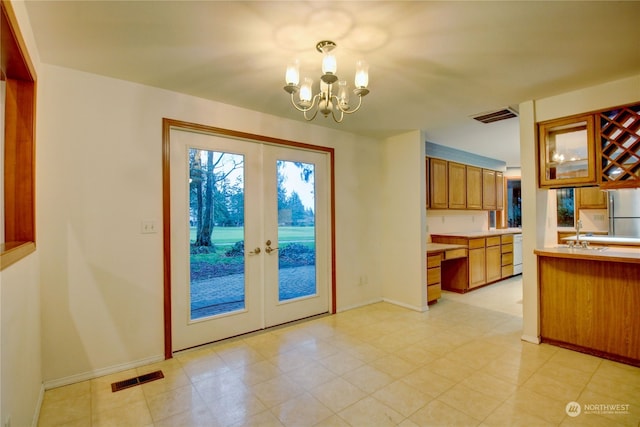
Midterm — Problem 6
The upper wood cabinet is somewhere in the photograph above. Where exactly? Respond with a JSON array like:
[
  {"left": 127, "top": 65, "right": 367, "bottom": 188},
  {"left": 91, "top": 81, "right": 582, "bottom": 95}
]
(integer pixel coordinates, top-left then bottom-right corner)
[
  {"left": 466, "top": 166, "right": 483, "bottom": 210},
  {"left": 425, "top": 157, "right": 429, "bottom": 209},
  {"left": 576, "top": 187, "right": 607, "bottom": 210},
  {"left": 482, "top": 169, "right": 497, "bottom": 210},
  {"left": 448, "top": 162, "right": 467, "bottom": 209},
  {"left": 538, "top": 114, "right": 597, "bottom": 188},
  {"left": 496, "top": 172, "right": 504, "bottom": 211},
  {"left": 429, "top": 158, "right": 448, "bottom": 209},
  {"left": 426, "top": 157, "right": 504, "bottom": 211}
]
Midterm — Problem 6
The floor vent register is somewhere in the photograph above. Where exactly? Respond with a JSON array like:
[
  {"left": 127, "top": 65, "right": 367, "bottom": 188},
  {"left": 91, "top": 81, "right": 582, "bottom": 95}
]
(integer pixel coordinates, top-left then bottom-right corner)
[{"left": 111, "top": 370, "right": 164, "bottom": 392}]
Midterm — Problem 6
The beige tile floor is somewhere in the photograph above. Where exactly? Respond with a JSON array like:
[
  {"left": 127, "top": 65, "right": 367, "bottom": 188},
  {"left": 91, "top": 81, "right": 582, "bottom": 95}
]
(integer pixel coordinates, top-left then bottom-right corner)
[{"left": 38, "top": 278, "right": 640, "bottom": 426}]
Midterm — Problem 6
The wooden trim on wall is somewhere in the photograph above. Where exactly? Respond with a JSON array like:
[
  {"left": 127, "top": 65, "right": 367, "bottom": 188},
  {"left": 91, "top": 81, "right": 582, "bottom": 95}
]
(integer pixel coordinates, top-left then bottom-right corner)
[
  {"left": 161, "top": 118, "right": 337, "bottom": 359},
  {"left": 1, "top": 0, "right": 37, "bottom": 271}
]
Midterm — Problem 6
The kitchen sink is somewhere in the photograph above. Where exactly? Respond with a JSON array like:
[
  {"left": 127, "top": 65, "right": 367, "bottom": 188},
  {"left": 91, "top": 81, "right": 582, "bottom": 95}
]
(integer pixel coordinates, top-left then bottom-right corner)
[{"left": 559, "top": 244, "right": 608, "bottom": 251}]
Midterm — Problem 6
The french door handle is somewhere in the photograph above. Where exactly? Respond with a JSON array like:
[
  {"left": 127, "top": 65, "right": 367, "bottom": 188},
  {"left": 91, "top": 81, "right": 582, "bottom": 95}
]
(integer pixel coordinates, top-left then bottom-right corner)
[
  {"left": 249, "top": 247, "right": 261, "bottom": 255},
  {"left": 265, "top": 240, "right": 278, "bottom": 254}
]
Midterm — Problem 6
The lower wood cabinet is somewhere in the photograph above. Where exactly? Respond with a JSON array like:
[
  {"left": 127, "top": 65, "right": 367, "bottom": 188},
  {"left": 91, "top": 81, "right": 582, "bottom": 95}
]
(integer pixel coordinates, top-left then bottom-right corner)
[
  {"left": 485, "top": 236, "right": 502, "bottom": 283},
  {"left": 501, "top": 234, "right": 514, "bottom": 278},
  {"left": 468, "top": 238, "right": 486, "bottom": 288},
  {"left": 431, "top": 233, "right": 518, "bottom": 292},
  {"left": 426, "top": 253, "right": 442, "bottom": 304},
  {"left": 538, "top": 255, "right": 640, "bottom": 365}
]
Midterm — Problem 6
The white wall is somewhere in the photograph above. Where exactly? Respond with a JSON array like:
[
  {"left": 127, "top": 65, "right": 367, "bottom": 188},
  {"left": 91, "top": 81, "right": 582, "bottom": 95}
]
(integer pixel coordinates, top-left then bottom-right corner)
[
  {"left": 36, "top": 63, "right": 385, "bottom": 385},
  {"left": 520, "top": 74, "right": 640, "bottom": 343},
  {"left": 427, "top": 210, "right": 489, "bottom": 238},
  {"left": 380, "top": 131, "right": 427, "bottom": 311},
  {"left": 1, "top": 255, "right": 42, "bottom": 427}
]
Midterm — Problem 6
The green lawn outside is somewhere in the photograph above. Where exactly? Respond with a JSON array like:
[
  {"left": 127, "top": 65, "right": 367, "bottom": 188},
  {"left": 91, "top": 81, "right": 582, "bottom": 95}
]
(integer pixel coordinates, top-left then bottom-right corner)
[{"left": 190, "top": 226, "right": 315, "bottom": 246}]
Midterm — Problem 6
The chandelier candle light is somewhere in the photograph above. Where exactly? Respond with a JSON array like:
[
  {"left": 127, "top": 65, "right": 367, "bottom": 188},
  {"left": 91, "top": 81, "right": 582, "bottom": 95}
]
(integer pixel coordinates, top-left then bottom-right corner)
[{"left": 284, "top": 40, "right": 369, "bottom": 123}]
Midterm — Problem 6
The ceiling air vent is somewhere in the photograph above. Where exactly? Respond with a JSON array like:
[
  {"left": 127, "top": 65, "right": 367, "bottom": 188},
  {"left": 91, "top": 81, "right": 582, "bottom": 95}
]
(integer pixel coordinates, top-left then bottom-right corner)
[{"left": 471, "top": 107, "right": 518, "bottom": 124}]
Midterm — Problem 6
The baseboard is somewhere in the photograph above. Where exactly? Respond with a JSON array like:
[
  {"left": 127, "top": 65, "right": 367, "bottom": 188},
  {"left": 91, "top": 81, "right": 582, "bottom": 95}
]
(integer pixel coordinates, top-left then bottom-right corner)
[
  {"left": 382, "top": 298, "right": 427, "bottom": 312},
  {"left": 31, "top": 383, "right": 45, "bottom": 427},
  {"left": 336, "top": 298, "right": 383, "bottom": 313},
  {"left": 43, "top": 354, "right": 164, "bottom": 390},
  {"left": 521, "top": 334, "right": 541, "bottom": 344}
]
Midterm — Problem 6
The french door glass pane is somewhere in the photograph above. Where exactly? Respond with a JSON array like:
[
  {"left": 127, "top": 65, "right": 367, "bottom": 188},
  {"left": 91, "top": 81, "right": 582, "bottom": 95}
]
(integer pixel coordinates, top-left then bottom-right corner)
[
  {"left": 277, "top": 160, "right": 317, "bottom": 302},
  {"left": 189, "top": 148, "right": 245, "bottom": 320}
]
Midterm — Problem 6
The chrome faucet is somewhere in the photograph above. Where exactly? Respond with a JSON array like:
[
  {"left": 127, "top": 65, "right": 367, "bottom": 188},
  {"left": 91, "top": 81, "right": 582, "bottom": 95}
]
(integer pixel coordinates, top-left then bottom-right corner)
[{"left": 575, "top": 219, "right": 587, "bottom": 247}]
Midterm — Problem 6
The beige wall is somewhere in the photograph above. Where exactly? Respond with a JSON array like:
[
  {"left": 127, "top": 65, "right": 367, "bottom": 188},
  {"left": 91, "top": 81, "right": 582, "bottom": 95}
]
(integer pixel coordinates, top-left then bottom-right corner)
[
  {"left": 380, "top": 131, "right": 427, "bottom": 311},
  {"left": 36, "top": 63, "right": 389, "bottom": 385},
  {"left": 1, "top": 253, "right": 42, "bottom": 427}
]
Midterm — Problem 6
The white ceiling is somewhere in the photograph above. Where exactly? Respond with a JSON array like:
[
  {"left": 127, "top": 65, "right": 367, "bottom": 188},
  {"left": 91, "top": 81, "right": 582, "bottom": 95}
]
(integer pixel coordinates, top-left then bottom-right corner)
[{"left": 23, "top": 1, "right": 640, "bottom": 167}]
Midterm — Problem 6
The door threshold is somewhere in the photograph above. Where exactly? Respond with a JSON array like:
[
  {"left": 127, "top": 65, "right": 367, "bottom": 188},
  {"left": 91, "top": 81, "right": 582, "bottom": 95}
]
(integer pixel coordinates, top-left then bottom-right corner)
[{"left": 173, "top": 311, "right": 331, "bottom": 356}]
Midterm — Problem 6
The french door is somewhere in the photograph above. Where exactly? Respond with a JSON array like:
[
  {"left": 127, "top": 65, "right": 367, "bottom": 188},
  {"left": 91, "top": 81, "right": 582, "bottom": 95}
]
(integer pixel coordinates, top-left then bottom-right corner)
[{"left": 169, "top": 127, "right": 331, "bottom": 352}]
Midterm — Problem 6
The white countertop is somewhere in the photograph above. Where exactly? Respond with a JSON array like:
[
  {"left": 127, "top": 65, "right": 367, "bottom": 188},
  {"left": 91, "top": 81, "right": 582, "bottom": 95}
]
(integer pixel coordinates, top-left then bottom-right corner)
[
  {"left": 430, "top": 228, "right": 522, "bottom": 239},
  {"left": 561, "top": 235, "right": 640, "bottom": 246},
  {"left": 535, "top": 246, "right": 640, "bottom": 263}
]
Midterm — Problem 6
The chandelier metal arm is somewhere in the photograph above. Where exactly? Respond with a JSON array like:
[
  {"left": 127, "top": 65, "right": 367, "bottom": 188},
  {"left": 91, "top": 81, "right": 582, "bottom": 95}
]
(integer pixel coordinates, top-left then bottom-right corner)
[
  {"left": 330, "top": 108, "right": 344, "bottom": 123},
  {"left": 304, "top": 108, "right": 321, "bottom": 122},
  {"left": 333, "top": 93, "right": 364, "bottom": 115}
]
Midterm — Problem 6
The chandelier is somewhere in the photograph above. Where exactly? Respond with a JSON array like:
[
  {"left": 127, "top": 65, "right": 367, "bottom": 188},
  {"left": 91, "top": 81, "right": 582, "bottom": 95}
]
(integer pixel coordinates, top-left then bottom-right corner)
[{"left": 283, "top": 40, "right": 370, "bottom": 123}]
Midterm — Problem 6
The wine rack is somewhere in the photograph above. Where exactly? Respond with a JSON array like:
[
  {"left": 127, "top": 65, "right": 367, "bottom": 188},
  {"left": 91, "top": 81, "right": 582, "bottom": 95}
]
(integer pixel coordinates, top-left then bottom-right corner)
[{"left": 599, "top": 104, "right": 640, "bottom": 188}]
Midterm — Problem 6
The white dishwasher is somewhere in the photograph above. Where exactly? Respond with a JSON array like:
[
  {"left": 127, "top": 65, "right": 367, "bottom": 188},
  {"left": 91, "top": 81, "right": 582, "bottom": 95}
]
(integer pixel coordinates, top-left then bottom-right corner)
[{"left": 513, "top": 234, "right": 523, "bottom": 275}]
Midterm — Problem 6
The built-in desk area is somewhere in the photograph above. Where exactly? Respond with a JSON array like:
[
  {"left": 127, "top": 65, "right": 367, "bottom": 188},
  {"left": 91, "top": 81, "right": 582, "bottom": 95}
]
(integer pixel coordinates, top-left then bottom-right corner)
[
  {"left": 426, "top": 243, "right": 467, "bottom": 304},
  {"left": 429, "top": 230, "right": 522, "bottom": 297}
]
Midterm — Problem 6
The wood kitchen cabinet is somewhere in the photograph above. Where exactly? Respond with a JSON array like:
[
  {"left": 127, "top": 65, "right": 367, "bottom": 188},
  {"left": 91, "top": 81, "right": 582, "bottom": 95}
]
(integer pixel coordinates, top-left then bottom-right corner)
[
  {"left": 431, "top": 233, "right": 518, "bottom": 292},
  {"left": 496, "top": 172, "right": 504, "bottom": 211},
  {"left": 537, "top": 252, "right": 640, "bottom": 365},
  {"left": 538, "top": 114, "right": 597, "bottom": 188},
  {"left": 426, "top": 157, "right": 503, "bottom": 211},
  {"left": 537, "top": 102, "right": 639, "bottom": 190},
  {"left": 468, "top": 238, "right": 486, "bottom": 288},
  {"left": 600, "top": 103, "right": 640, "bottom": 189},
  {"left": 485, "top": 236, "right": 502, "bottom": 283},
  {"left": 426, "top": 253, "right": 442, "bottom": 304},
  {"left": 576, "top": 187, "right": 607, "bottom": 209},
  {"left": 448, "top": 162, "right": 467, "bottom": 209},
  {"left": 429, "top": 158, "right": 448, "bottom": 209},
  {"left": 501, "top": 234, "right": 514, "bottom": 278},
  {"left": 466, "top": 166, "right": 483, "bottom": 210},
  {"left": 482, "top": 169, "right": 497, "bottom": 210}
]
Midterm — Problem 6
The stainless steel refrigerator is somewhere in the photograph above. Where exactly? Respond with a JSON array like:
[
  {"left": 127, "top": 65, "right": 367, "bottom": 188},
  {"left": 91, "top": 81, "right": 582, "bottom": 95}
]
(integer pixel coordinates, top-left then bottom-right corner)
[{"left": 608, "top": 189, "right": 640, "bottom": 237}]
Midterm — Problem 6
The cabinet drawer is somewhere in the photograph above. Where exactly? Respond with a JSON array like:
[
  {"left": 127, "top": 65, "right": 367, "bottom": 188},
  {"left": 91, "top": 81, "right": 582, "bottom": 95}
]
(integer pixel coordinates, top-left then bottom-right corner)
[
  {"left": 468, "top": 238, "right": 485, "bottom": 249},
  {"left": 427, "top": 283, "right": 441, "bottom": 303},
  {"left": 427, "top": 254, "right": 442, "bottom": 268},
  {"left": 427, "top": 267, "right": 441, "bottom": 285},
  {"left": 445, "top": 248, "right": 467, "bottom": 260},
  {"left": 486, "top": 236, "right": 501, "bottom": 247},
  {"left": 501, "top": 243, "right": 513, "bottom": 254},
  {"left": 502, "top": 252, "right": 513, "bottom": 266},
  {"left": 501, "top": 265, "right": 514, "bottom": 278},
  {"left": 501, "top": 234, "right": 514, "bottom": 244}
]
